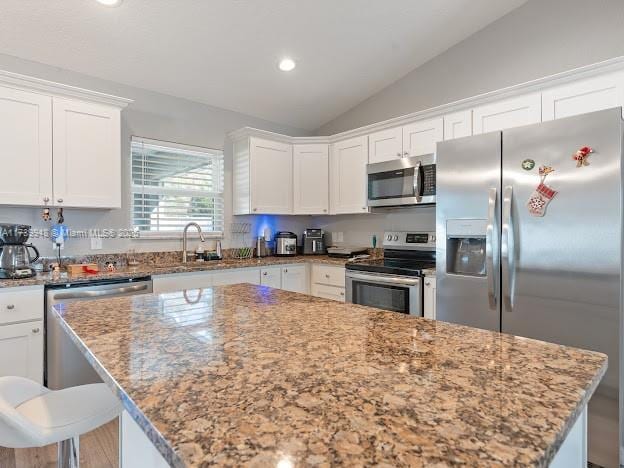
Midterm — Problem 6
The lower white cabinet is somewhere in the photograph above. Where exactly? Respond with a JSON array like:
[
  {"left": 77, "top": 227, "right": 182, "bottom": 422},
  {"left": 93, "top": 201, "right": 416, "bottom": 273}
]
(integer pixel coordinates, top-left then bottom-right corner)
[
  {"left": 0, "top": 286, "right": 44, "bottom": 384},
  {"left": 260, "top": 267, "right": 281, "bottom": 288},
  {"left": 281, "top": 265, "right": 308, "bottom": 294},
  {"left": 211, "top": 268, "right": 261, "bottom": 286},
  {"left": 310, "top": 264, "right": 345, "bottom": 302},
  {"left": 423, "top": 276, "right": 436, "bottom": 319},
  {"left": 152, "top": 271, "right": 213, "bottom": 294},
  {"left": 311, "top": 284, "right": 345, "bottom": 302}
]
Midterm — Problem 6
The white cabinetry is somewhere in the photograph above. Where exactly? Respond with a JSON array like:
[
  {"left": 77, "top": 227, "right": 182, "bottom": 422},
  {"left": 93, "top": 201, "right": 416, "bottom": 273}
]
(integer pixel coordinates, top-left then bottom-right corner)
[
  {"left": 212, "top": 268, "right": 260, "bottom": 286},
  {"left": 472, "top": 93, "right": 541, "bottom": 134},
  {"left": 293, "top": 143, "right": 329, "bottom": 214},
  {"left": 233, "top": 137, "right": 293, "bottom": 214},
  {"left": 0, "top": 86, "right": 53, "bottom": 206},
  {"left": 310, "top": 264, "right": 345, "bottom": 302},
  {"left": 423, "top": 276, "right": 436, "bottom": 320},
  {"left": 368, "top": 127, "right": 403, "bottom": 164},
  {"left": 260, "top": 267, "right": 281, "bottom": 288},
  {"left": 402, "top": 117, "right": 444, "bottom": 157},
  {"left": 368, "top": 118, "right": 443, "bottom": 164},
  {"left": 152, "top": 271, "right": 213, "bottom": 294},
  {"left": 281, "top": 264, "right": 308, "bottom": 294},
  {"left": 0, "top": 286, "right": 44, "bottom": 384},
  {"left": 330, "top": 136, "right": 368, "bottom": 214},
  {"left": 542, "top": 71, "right": 624, "bottom": 121},
  {"left": 444, "top": 110, "right": 472, "bottom": 140},
  {"left": 52, "top": 98, "right": 121, "bottom": 208}
]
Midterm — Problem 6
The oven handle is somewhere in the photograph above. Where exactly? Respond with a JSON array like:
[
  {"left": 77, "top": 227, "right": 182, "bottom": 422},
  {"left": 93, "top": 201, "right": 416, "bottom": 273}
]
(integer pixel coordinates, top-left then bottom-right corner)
[
  {"left": 346, "top": 272, "right": 421, "bottom": 287},
  {"left": 412, "top": 161, "right": 422, "bottom": 199}
]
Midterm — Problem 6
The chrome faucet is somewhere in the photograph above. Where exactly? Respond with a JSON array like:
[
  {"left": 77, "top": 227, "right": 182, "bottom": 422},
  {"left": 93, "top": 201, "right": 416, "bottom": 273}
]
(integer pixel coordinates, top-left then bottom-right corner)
[{"left": 182, "top": 222, "right": 205, "bottom": 263}]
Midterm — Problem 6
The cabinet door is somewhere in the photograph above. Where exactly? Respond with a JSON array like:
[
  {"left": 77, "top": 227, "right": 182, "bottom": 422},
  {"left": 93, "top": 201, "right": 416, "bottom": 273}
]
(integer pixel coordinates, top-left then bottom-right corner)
[
  {"left": 472, "top": 93, "right": 541, "bottom": 135},
  {"left": 0, "top": 87, "right": 52, "bottom": 206},
  {"left": 0, "top": 321, "right": 43, "bottom": 384},
  {"left": 423, "top": 276, "right": 436, "bottom": 320},
  {"left": 260, "top": 267, "right": 281, "bottom": 289},
  {"left": 250, "top": 137, "right": 293, "bottom": 214},
  {"left": 368, "top": 127, "right": 403, "bottom": 164},
  {"left": 212, "top": 268, "right": 260, "bottom": 286},
  {"left": 330, "top": 136, "right": 369, "bottom": 214},
  {"left": 403, "top": 117, "right": 444, "bottom": 157},
  {"left": 281, "top": 265, "right": 308, "bottom": 294},
  {"left": 444, "top": 110, "right": 472, "bottom": 141},
  {"left": 542, "top": 71, "right": 624, "bottom": 121},
  {"left": 293, "top": 144, "right": 329, "bottom": 214},
  {"left": 152, "top": 272, "right": 213, "bottom": 294},
  {"left": 53, "top": 98, "right": 121, "bottom": 208}
]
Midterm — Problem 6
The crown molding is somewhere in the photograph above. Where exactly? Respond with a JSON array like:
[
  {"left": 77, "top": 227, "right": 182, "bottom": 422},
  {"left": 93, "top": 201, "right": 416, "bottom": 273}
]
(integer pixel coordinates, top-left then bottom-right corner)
[
  {"left": 0, "top": 69, "right": 133, "bottom": 108},
  {"left": 229, "top": 55, "right": 624, "bottom": 145}
]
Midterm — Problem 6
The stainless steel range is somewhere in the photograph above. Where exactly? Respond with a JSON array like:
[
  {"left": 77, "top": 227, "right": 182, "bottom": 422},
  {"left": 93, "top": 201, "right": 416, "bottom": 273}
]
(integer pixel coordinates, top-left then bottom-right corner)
[{"left": 345, "top": 231, "right": 435, "bottom": 315}]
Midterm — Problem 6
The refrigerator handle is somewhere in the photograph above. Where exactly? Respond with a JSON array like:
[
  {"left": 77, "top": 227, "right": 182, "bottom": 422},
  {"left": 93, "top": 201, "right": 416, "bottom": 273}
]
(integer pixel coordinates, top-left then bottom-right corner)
[
  {"left": 501, "top": 185, "right": 515, "bottom": 312},
  {"left": 486, "top": 187, "right": 498, "bottom": 310}
]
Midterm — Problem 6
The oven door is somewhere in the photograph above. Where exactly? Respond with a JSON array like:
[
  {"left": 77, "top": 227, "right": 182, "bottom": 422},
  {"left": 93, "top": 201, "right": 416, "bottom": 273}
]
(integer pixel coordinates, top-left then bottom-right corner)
[
  {"left": 367, "top": 155, "right": 436, "bottom": 207},
  {"left": 346, "top": 271, "right": 422, "bottom": 316}
]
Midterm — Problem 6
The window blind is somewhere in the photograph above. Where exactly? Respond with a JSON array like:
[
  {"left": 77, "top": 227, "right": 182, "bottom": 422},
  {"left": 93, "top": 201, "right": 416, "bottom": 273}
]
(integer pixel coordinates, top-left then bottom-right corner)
[{"left": 131, "top": 138, "right": 224, "bottom": 237}]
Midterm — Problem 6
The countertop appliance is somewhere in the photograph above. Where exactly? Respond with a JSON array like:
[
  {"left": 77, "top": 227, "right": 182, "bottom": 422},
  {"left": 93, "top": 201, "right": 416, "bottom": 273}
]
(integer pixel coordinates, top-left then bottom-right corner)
[
  {"left": 346, "top": 231, "right": 435, "bottom": 316},
  {"left": 367, "top": 154, "right": 436, "bottom": 208},
  {"left": 302, "top": 229, "right": 326, "bottom": 255},
  {"left": 436, "top": 108, "right": 622, "bottom": 466},
  {"left": 274, "top": 231, "right": 297, "bottom": 256},
  {"left": 46, "top": 277, "right": 153, "bottom": 389},
  {"left": 0, "top": 223, "right": 39, "bottom": 279},
  {"left": 255, "top": 236, "right": 269, "bottom": 257},
  {"left": 326, "top": 245, "right": 368, "bottom": 258}
]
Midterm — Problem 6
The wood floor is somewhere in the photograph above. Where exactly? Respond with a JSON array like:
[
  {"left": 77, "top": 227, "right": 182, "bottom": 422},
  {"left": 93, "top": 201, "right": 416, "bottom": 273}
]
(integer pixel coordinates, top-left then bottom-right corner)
[{"left": 0, "top": 418, "right": 118, "bottom": 468}]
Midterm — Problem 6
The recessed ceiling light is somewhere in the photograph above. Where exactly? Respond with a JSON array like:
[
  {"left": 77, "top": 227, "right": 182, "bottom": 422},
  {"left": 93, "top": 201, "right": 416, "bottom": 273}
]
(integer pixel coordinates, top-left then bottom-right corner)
[
  {"left": 278, "top": 58, "right": 296, "bottom": 72},
  {"left": 96, "top": 0, "right": 122, "bottom": 6}
]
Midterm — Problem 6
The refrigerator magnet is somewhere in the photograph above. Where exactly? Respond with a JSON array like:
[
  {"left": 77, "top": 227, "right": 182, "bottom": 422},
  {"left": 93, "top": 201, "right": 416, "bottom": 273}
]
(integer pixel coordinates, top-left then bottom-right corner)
[
  {"left": 572, "top": 146, "right": 594, "bottom": 167},
  {"left": 521, "top": 159, "right": 535, "bottom": 170}
]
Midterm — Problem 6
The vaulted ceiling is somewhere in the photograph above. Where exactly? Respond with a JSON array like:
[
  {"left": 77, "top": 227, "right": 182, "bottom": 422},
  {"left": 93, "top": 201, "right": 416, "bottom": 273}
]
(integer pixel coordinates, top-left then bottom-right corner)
[{"left": 0, "top": 0, "right": 527, "bottom": 130}]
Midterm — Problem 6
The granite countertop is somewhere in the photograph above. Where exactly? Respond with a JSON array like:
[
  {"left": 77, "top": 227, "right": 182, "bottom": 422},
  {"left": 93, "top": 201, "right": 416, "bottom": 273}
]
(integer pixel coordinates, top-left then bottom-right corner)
[
  {"left": 0, "top": 255, "right": 351, "bottom": 289},
  {"left": 53, "top": 284, "right": 606, "bottom": 467}
]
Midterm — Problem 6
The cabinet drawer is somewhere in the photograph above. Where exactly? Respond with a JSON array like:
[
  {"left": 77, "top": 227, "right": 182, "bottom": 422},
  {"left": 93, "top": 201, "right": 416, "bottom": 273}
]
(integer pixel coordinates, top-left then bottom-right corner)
[
  {"left": 152, "top": 272, "right": 212, "bottom": 294},
  {"left": 311, "top": 264, "right": 345, "bottom": 288},
  {"left": 0, "top": 286, "right": 44, "bottom": 325},
  {"left": 311, "top": 284, "right": 345, "bottom": 302}
]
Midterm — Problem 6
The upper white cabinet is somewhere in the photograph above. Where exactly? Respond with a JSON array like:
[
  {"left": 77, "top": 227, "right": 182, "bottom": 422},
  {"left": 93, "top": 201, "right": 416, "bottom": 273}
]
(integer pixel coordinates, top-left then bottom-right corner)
[
  {"left": 368, "top": 127, "right": 403, "bottom": 164},
  {"left": 472, "top": 93, "right": 541, "bottom": 135},
  {"left": 402, "top": 117, "right": 444, "bottom": 157},
  {"left": 0, "top": 86, "right": 53, "bottom": 206},
  {"left": 0, "top": 72, "right": 130, "bottom": 209},
  {"left": 52, "top": 98, "right": 121, "bottom": 208},
  {"left": 293, "top": 143, "right": 329, "bottom": 214},
  {"left": 368, "top": 117, "right": 443, "bottom": 164},
  {"left": 443, "top": 110, "right": 472, "bottom": 140},
  {"left": 330, "top": 136, "right": 368, "bottom": 215},
  {"left": 233, "top": 137, "right": 293, "bottom": 214},
  {"left": 542, "top": 71, "right": 624, "bottom": 121}
]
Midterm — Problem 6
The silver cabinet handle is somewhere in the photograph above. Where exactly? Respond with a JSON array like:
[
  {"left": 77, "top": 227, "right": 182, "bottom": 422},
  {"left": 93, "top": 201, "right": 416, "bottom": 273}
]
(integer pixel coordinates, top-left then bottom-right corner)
[
  {"left": 403, "top": 151, "right": 409, "bottom": 156},
  {"left": 501, "top": 186, "right": 515, "bottom": 312},
  {"left": 284, "top": 269, "right": 288, "bottom": 273},
  {"left": 340, "top": 291, "right": 345, "bottom": 296},
  {"left": 325, "top": 274, "right": 330, "bottom": 279},
  {"left": 253, "top": 208, "right": 257, "bottom": 212},
  {"left": 486, "top": 187, "right": 498, "bottom": 310},
  {"left": 32, "top": 327, "right": 40, "bottom": 334},
  {"left": 362, "top": 207, "right": 367, "bottom": 210},
  {"left": 263, "top": 271, "right": 267, "bottom": 276},
  {"left": 43, "top": 197, "right": 50, "bottom": 203},
  {"left": 396, "top": 152, "right": 402, "bottom": 158},
  {"left": 6, "top": 304, "right": 15, "bottom": 310},
  {"left": 57, "top": 198, "right": 63, "bottom": 203},
  {"left": 323, "top": 209, "right": 327, "bottom": 213},
  {"left": 425, "top": 281, "right": 431, "bottom": 286}
]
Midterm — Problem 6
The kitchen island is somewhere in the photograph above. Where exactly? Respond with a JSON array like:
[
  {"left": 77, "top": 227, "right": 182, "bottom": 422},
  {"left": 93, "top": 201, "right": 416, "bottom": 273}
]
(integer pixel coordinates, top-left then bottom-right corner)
[{"left": 53, "top": 284, "right": 606, "bottom": 467}]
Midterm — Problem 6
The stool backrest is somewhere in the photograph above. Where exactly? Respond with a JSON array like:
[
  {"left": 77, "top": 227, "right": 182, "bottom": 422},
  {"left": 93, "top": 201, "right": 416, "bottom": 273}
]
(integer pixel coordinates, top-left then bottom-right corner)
[{"left": 0, "top": 376, "right": 48, "bottom": 448}]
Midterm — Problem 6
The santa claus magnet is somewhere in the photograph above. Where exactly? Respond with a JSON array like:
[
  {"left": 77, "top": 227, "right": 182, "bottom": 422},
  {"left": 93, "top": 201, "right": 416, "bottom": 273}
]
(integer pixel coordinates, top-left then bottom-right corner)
[{"left": 526, "top": 165, "right": 557, "bottom": 217}]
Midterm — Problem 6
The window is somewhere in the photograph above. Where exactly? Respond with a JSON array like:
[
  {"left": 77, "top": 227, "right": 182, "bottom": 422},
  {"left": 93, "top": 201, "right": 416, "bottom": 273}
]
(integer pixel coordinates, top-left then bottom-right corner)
[{"left": 131, "top": 137, "right": 224, "bottom": 237}]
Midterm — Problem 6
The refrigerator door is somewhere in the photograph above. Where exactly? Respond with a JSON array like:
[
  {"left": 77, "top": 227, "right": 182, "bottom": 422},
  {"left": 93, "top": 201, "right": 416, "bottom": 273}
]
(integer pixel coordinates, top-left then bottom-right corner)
[
  {"left": 436, "top": 132, "right": 502, "bottom": 331},
  {"left": 501, "top": 108, "right": 621, "bottom": 392}
]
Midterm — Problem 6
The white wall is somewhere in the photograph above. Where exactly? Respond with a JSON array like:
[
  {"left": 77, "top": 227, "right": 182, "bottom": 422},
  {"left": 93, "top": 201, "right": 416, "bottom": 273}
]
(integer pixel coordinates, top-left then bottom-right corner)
[
  {"left": 317, "top": 0, "right": 624, "bottom": 134},
  {"left": 0, "top": 54, "right": 312, "bottom": 257}
]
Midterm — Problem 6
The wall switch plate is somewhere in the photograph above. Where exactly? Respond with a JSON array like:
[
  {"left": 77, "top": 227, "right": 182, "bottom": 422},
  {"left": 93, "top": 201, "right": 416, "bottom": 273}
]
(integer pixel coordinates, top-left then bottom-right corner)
[
  {"left": 334, "top": 232, "right": 344, "bottom": 243},
  {"left": 90, "top": 237, "right": 103, "bottom": 250}
]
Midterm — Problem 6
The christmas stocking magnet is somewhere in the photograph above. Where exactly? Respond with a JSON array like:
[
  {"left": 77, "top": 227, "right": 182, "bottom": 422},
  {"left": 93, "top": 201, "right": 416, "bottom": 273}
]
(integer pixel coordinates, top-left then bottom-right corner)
[{"left": 527, "top": 183, "right": 557, "bottom": 217}]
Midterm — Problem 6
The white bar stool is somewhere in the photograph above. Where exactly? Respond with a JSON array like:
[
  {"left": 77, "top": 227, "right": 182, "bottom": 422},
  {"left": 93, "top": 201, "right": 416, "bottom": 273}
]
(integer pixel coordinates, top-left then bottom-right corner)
[{"left": 0, "top": 376, "right": 121, "bottom": 468}]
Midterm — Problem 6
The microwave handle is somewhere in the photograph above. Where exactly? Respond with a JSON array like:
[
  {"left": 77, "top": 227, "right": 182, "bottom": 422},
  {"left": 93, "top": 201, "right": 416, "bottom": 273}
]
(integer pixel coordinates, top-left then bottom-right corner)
[{"left": 412, "top": 162, "right": 422, "bottom": 198}]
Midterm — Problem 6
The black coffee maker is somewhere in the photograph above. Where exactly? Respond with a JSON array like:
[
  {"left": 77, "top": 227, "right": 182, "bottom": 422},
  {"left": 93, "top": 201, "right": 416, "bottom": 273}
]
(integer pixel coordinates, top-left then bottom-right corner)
[{"left": 0, "top": 224, "right": 39, "bottom": 279}]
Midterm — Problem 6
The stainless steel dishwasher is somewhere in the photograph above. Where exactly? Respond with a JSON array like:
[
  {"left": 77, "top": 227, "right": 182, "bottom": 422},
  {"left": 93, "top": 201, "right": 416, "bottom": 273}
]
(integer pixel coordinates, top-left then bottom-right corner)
[{"left": 45, "top": 277, "right": 152, "bottom": 389}]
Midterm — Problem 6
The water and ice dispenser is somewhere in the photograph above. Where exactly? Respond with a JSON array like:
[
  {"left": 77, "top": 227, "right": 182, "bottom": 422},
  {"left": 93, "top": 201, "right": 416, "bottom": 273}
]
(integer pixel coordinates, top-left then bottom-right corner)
[{"left": 446, "top": 219, "right": 487, "bottom": 276}]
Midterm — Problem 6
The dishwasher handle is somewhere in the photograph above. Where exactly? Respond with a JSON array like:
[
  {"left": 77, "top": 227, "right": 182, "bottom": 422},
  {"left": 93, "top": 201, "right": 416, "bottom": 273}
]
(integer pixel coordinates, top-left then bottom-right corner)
[{"left": 51, "top": 283, "right": 149, "bottom": 300}]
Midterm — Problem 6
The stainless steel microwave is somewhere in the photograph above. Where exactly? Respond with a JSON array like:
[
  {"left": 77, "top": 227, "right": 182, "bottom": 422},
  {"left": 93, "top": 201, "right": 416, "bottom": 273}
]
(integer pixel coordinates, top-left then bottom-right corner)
[{"left": 367, "top": 154, "right": 436, "bottom": 207}]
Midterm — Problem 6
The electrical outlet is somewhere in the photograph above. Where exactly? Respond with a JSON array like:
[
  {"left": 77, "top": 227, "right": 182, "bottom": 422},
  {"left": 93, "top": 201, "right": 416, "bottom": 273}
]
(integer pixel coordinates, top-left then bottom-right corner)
[
  {"left": 90, "top": 237, "right": 103, "bottom": 250},
  {"left": 335, "top": 232, "right": 344, "bottom": 243}
]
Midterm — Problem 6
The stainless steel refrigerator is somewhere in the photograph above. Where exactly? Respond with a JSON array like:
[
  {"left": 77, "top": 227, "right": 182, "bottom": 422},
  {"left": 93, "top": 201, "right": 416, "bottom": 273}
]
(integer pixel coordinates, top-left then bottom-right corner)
[{"left": 436, "top": 107, "right": 622, "bottom": 466}]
